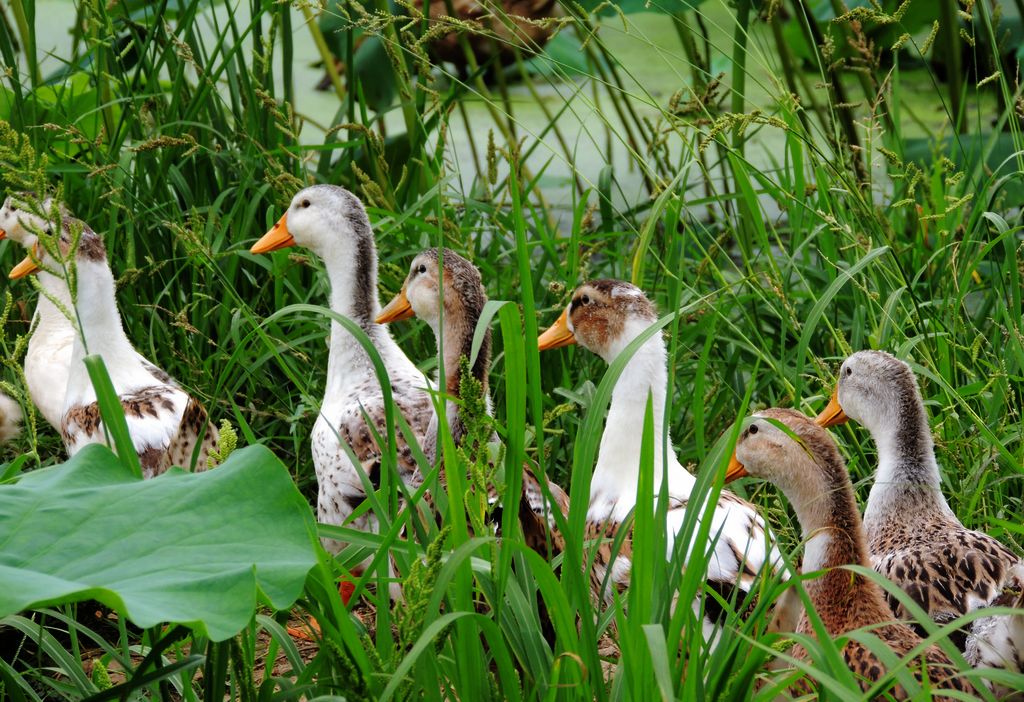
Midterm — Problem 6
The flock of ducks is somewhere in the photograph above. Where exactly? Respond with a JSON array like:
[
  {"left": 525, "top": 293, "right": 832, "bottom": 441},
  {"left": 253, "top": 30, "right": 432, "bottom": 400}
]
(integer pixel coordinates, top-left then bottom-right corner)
[{"left": 1, "top": 186, "right": 1022, "bottom": 697}]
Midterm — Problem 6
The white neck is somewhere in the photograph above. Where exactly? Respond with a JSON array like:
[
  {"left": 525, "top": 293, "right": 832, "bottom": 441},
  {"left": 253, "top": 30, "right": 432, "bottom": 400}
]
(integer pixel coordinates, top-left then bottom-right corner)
[
  {"left": 862, "top": 408, "right": 953, "bottom": 526},
  {"left": 68, "top": 260, "right": 137, "bottom": 373},
  {"left": 33, "top": 268, "right": 76, "bottom": 336},
  {"left": 589, "top": 333, "right": 694, "bottom": 521},
  {"left": 320, "top": 247, "right": 401, "bottom": 397}
]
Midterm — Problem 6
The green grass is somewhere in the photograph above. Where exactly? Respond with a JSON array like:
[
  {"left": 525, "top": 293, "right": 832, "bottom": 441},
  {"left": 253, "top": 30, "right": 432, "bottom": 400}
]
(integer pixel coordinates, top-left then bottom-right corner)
[{"left": 1, "top": 0, "right": 1023, "bottom": 698}]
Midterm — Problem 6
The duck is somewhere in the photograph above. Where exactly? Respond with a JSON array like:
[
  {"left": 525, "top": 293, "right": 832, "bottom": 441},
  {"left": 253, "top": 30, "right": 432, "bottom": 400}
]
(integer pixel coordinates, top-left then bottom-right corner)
[
  {"left": 0, "top": 393, "right": 22, "bottom": 444},
  {"left": 0, "top": 195, "right": 77, "bottom": 431},
  {"left": 816, "top": 349, "right": 1024, "bottom": 691},
  {"left": 8, "top": 213, "right": 217, "bottom": 477},
  {"left": 375, "top": 247, "right": 568, "bottom": 553},
  {"left": 249, "top": 185, "right": 434, "bottom": 563},
  {"left": 727, "top": 407, "right": 976, "bottom": 698},
  {"left": 538, "top": 279, "right": 789, "bottom": 636}
]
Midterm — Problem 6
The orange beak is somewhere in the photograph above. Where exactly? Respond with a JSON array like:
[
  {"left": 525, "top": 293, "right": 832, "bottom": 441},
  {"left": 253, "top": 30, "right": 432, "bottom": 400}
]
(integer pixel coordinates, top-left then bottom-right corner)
[
  {"left": 376, "top": 288, "right": 415, "bottom": 324},
  {"left": 9, "top": 244, "right": 41, "bottom": 280},
  {"left": 537, "top": 308, "right": 576, "bottom": 351},
  {"left": 250, "top": 213, "right": 295, "bottom": 254},
  {"left": 814, "top": 390, "right": 848, "bottom": 428},
  {"left": 724, "top": 454, "right": 748, "bottom": 483},
  {"left": 0, "top": 229, "right": 6, "bottom": 240}
]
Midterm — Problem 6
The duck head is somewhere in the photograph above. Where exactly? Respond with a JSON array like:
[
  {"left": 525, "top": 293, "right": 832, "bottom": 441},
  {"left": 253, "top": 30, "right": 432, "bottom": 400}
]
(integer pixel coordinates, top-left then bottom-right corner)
[
  {"left": 727, "top": 408, "right": 853, "bottom": 534},
  {"left": 815, "top": 350, "right": 919, "bottom": 434},
  {"left": 9, "top": 215, "right": 106, "bottom": 280},
  {"left": 538, "top": 279, "right": 657, "bottom": 362},
  {"left": 0, "top": 195, "right": 60, "bottom": 246},
  {"left": 727, "top": 408, "right": 831, "bottom": 487},
  {"left": 251, "top": 185, "right": 372, "bottom": 259},
  {"left": 376, "top": 248, "right": 486, "bottom": 333}
]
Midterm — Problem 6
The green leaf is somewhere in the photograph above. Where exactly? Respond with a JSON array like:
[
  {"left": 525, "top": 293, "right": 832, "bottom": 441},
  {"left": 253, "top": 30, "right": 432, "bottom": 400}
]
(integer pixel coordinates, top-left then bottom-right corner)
[{"left": 0, "top": 444, "right": 318, "bottom": 641}]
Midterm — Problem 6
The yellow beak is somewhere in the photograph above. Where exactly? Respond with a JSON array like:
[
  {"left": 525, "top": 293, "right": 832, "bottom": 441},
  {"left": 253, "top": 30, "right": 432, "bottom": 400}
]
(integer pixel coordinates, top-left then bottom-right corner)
[
  {"left": 9, "top": 244, "right": 41, "bottom": 280},
  {"left": 814, "top": 390, "right": 849, "bottom": 428},
  {"left": 250, "top": 213, "right": 296, "bottom": 254},
  {"left": 376, "top": 288, "right": 415, "bottom": 324},
  {"left": 724, "top": 454, "right": 748, "bottom": 483},
  {"left": 537, "top": 308, "right": 576, "bottom": 351}
]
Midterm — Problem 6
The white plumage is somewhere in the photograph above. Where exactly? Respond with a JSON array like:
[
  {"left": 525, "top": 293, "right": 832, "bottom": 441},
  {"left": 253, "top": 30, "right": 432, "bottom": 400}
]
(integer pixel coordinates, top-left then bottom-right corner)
[
  {"left": 0, "top": 196, "right": 75, "bottom": 431},
  {"left": 6, "top": 206, "right": 216, "bottom": 476},
  {"left": 0, "top": 392, "right": 22, "bottom": 444},
  {"left": 539, "top": 280, "right": 789, "bottom": 635}
]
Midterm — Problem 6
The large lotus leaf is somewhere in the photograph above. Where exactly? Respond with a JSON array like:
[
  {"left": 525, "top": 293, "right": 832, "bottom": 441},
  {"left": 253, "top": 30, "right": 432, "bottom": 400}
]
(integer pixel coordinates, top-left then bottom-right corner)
[{"left": 0, "top": 444, "right": 318, "bottom": 641}]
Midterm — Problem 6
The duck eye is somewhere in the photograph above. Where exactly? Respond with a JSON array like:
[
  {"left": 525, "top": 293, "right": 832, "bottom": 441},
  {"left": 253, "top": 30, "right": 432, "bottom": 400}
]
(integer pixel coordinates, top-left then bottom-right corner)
[
  {"left": 748, "top": 424, "right": 758, "bottom": 436},
  {"left": 301, "top": 199, "right": 310, "bottom": 208},
  {"left": 580, "top": 294, "right": 591, "bottom": 305},
  {"left": 417, "top": 264, "right": 427, "bottom": 275},
  {"left": 845, "top": 367, "right": 852, "bottom": 377}
]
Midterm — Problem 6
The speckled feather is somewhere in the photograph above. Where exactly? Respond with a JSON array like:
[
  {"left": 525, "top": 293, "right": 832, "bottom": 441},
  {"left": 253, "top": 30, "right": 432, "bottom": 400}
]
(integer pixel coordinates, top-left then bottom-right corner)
[
  {"left": 394, "top": 248, "right": 570, "bottom": 548},
  {"left": 829, "top": 350, "right": 1024, "bottom": 688},
  {"left": 259, "top": 186, "right": 434, "bottom": 560},
  {"left": 62, "top": 390, "right": 216, "bottom": 478}
]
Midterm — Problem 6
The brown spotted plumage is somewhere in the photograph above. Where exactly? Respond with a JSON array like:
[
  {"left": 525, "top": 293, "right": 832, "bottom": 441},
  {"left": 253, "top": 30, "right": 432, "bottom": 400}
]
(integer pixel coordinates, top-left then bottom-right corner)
[
  {"left": 819, "top": 351, "right": 1024, "bottom": 692},
  {"left": 380, "top": 248, "right": 569, "bottom": 549},
  {"left": 732, "top": 408, "right": 975, "bottom": 698}
]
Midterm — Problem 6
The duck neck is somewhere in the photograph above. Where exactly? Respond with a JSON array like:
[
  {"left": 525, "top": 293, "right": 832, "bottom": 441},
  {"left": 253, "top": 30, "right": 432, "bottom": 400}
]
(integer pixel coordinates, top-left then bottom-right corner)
[
  {"left": 432, "top": 309, "right": 492, "bottom": 450},
  {"left": 319, "top": 242, "right": 395, "bottom": 396},
  {"left": 32, "top": 268, "right": 75, "bottom": 337},
  {"left": 786, "top": 470, "right": 868, "bottom": 572},
  {"left": 781, "top": 460, "right": 882, "bottom": 633},
  {"left": 69, "top": 260, "right": 136, "bottom": 366},
  {"left": 862, "top": 392, "right": 952, "bottom": 529},
  {"left": 590, "top": 334, "right": 692, "bottom": 518}
]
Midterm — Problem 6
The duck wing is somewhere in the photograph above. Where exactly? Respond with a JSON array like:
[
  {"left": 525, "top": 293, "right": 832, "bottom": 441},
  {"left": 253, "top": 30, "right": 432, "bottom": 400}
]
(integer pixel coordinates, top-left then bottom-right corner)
[
  {"left": 62, "top": 384, "right": 189, "bottom": 478},
  {"left": 872, "top": 526, "right": 1019, "bottom": 625},
  {"left": 165, "top": 395, "right": 218, "bottom": 471}
]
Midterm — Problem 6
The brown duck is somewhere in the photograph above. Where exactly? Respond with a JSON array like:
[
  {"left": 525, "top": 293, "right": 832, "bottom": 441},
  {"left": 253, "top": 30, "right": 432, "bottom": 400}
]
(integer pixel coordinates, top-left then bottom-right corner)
[
  {"left": 377, "top": 247, "right": 568, "bottom": 554},
  {"left": 728, "top": 407, "right": 975, "bottom": 698}
]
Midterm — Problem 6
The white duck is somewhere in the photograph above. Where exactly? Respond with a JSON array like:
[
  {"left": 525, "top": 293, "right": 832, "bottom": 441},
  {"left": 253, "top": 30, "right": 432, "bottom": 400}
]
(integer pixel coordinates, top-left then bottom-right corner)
[
  {"left": 9, "top": 214, "right": 217, "bottom": 476},
  {"left": 817, "top": 349, "right": 1024, "bottom": 695},
  {"left": 0, "top": 393, "right": 21, "bottom": 444},
  {"left": 538, "top": 279, "right": 789, "bottom": 635},
  {"left": 250, "top": 185, "right": 434, "bottom": 564},
  {"left": 376, "top": 247, "right": 569, "bottom": 552},
  {"left": 0, "top": 195, "right": 76, "bottom": 431}
]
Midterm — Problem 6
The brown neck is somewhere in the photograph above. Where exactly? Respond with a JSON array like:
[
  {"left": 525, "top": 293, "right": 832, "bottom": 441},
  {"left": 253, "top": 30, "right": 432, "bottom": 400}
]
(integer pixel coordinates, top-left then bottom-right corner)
[
  {"left": 439, "top": 304, "right": 491, "bottom": 449},
  {"left": 795, "top": 457, "right": 893, "bottom": 634}
]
